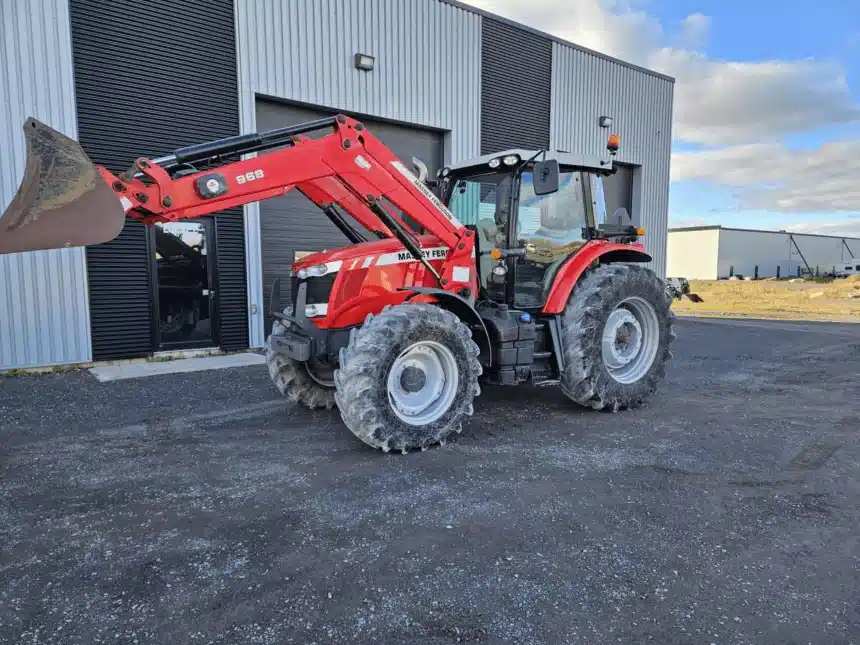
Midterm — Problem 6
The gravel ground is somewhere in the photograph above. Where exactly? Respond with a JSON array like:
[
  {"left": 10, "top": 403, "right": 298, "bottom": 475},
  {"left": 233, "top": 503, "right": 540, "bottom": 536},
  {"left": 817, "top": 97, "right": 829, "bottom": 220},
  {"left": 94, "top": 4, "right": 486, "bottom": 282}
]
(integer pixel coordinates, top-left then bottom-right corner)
[{"left": 1, "top": 317, "right": 859, "bottom": 645}]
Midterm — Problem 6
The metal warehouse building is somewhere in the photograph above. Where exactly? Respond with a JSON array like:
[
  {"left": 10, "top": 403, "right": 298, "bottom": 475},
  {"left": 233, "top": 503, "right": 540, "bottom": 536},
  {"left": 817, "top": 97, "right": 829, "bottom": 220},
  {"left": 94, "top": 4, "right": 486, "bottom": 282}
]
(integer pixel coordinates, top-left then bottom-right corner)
[
  {"left": 667, "top": 226, "right": 860, "bottom": 280},
  {"left": 0, "top": 0, "right": 674, "bottom": 370}
]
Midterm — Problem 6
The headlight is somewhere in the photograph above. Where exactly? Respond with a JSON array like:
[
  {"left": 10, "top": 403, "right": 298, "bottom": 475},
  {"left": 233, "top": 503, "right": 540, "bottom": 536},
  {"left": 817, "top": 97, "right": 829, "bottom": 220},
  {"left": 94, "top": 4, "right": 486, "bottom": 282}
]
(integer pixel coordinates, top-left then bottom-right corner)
[
  {"left": 441, "top": 167, "right": 450, "bottom": 177},
  {"left": 488, "top": 158, "right": 501, "bottom": 169},
  {"left": 502, "top": 155, "right": 519, "bottom": 166},
  {"left": 492, "top": 264, "right": 508, "bottom": 276},
  {"left": 307, "top": 263, "right": 328, "bottom": 277},
  {"left": 305, "top": 304, "right": 319, "bottom": 317},
  {"left": 296, "top": 268, "right": 308, "bottom": 279}
]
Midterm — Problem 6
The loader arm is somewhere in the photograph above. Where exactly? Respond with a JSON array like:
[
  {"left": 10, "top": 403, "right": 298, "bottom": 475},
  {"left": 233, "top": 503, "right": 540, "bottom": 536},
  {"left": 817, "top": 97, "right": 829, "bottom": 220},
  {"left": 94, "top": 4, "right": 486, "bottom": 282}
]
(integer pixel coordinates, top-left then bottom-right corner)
[{"left": 1, "top": 115, "right": 475, "bottom": 291}]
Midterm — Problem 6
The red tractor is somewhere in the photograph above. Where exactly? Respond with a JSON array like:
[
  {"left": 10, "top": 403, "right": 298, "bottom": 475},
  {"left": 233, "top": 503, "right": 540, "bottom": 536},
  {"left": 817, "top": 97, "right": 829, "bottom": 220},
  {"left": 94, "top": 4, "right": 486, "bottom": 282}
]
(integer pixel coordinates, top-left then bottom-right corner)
[{"left": 1, "top": 115, "right": 675, "bottom": 452}]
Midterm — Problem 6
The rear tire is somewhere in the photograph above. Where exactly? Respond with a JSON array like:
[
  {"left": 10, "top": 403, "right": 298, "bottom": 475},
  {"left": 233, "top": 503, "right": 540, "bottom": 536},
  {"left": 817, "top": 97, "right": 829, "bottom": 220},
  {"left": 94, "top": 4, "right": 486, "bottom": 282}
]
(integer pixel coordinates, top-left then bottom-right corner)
[
  {"left": 266, "top": 309, "right": 336, "bottom": 410},
  {"left": 559, "top": 263, "right": 675, "bottom": 411},
  {"left": 334, "top": 304, "right": 482, "bottom": 453}
]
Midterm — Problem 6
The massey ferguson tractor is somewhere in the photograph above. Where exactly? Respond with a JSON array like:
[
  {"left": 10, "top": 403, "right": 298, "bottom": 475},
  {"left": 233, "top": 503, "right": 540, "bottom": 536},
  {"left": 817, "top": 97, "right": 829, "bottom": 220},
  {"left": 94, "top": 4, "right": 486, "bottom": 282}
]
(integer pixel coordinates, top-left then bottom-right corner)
[{"left": 1, "top": 115, "right": 675, "bottom": 452}]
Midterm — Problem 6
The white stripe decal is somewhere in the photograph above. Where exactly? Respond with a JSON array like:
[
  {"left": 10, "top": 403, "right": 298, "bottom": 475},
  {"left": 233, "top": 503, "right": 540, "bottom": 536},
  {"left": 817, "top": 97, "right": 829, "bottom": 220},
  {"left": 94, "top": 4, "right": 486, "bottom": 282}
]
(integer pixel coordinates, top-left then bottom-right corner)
[
  {"left": 390, "top": 161, "right": 464, "bottom": 228},
  {"left": 361, "top": 256, "right": 374, "bottom": 269},
  {"left": 374, "top": 247, "right": 449, "bottom": 266}
]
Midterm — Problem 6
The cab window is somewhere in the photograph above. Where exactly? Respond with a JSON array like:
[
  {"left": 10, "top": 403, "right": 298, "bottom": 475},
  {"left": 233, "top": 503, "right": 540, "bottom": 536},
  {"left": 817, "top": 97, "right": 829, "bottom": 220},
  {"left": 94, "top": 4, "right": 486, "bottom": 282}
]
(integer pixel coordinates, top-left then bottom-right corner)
[{"left": 514, "top": 171, "right": 589, "bottom": 308}]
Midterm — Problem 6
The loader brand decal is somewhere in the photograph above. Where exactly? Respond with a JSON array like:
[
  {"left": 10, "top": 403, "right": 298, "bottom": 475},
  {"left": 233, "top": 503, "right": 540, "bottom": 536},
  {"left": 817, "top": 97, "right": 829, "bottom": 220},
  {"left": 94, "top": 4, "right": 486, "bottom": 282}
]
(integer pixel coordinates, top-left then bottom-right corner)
[
  {"left": 374, "top": 246, "right": 449, "bottom": 266},
  {"left": 390, "top": 161, "right": 464, "bottom": 229},
  {"left": 236, "top": 169, "right": 264, "bottom": 184},
  {"left": 354, "top": 155, "right": 372, "bottom": 170}
]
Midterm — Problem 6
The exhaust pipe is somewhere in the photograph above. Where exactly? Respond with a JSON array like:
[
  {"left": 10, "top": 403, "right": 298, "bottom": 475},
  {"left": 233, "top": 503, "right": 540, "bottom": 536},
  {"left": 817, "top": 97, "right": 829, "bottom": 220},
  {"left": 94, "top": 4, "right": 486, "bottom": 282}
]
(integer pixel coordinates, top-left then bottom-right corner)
[{"left": 0, "top": 118, "right": 127, "bottom": 255}]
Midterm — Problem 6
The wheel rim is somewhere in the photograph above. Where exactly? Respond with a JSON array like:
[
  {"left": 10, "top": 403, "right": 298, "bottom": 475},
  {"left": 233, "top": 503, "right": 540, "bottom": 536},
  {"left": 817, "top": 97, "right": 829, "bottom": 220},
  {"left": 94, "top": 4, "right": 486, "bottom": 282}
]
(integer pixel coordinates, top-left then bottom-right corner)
[
  {"left": 305, "top": 359, "right": 335, "bottom": 387},
  {"left": 601, "top": 296, "right": 660, "bottom": 384},
  {"left": 387, "top": 341, "right": 459, "bottom": 426}
]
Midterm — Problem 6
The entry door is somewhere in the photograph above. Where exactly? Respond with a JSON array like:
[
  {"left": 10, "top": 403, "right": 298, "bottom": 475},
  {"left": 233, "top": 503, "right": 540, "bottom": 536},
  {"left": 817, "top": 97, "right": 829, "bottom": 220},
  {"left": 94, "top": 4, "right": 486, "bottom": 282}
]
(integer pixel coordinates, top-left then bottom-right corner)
[{"left": 153, "top": 219, "right": 217, "bottom": 349}]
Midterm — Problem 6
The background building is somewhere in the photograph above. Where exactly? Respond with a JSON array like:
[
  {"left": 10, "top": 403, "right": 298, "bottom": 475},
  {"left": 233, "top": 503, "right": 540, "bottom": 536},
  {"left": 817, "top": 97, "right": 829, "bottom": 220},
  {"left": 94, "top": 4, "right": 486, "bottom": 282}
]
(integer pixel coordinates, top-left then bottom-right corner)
[
  {"left": 667, "top": 225, "right": 860, "bottom": 280},
  {"left": 0, "top": 0, "right": 674, "bottom": 370}
]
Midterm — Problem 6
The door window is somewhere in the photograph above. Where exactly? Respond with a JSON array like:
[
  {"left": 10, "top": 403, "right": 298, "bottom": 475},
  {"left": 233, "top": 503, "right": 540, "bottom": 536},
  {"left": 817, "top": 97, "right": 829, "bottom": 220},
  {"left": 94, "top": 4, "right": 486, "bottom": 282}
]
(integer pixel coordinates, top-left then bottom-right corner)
[
  {"left": 155, "top": 220, "right": 215, "bottom": 348},
  {"left": 514, "top": 171, "right": 589, "bottom": 308}
]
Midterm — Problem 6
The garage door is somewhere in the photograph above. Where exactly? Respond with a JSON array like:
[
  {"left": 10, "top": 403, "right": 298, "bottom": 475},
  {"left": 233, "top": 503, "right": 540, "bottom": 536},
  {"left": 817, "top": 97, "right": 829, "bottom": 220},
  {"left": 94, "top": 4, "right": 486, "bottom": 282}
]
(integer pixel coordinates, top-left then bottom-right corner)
[
  {"left": 255, "top": 100, "right": 444, "bottom": 332},
  {"left": 603, "top": 163, "right": 635, "bottom": 225}
]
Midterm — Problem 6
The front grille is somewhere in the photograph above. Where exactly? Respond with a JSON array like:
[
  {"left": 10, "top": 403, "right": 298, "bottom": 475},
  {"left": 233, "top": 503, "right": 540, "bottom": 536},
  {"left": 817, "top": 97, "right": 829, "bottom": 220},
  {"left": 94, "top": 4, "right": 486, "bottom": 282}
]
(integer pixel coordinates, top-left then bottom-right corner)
[{"left": 291, "top": 274, "right": 336, "bottom": 307}]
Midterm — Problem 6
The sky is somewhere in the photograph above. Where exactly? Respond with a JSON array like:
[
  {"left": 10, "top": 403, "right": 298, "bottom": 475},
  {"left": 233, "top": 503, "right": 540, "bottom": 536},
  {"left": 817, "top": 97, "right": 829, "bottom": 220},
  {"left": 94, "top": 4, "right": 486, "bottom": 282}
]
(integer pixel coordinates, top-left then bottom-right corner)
[{"left": 461, "top": 0, "right": 860, "bottom": 236}]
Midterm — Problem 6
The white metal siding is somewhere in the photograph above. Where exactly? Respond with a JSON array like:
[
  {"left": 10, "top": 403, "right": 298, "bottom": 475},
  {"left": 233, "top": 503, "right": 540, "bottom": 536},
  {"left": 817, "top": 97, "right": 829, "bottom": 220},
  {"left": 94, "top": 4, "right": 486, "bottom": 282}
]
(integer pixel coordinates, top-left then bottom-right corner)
[
  {"left": 235, "top": 0, "right": 482, "bottom": 346},
  {"left": 551, "top": 42, "right": 674, "bottom": 278},
  {"left": 0, "top": 0, "right": 92, "bottom": 369},
  {"left": 718, "top": 229, "right": 860, "bottom": 279},
  {"left": 667, "top": 229, "right": 720, "bottom": 279}
]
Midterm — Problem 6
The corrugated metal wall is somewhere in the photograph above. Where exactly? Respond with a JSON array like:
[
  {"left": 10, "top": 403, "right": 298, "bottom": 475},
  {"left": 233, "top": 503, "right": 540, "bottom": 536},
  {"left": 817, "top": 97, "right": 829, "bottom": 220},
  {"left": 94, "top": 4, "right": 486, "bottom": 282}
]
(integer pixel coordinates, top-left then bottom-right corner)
[
  {"left": 234, "top": 0, "right": 482, "bottom": 346},
  {"left": 550, "top": 43, "right": 674, "bottom": 278},
  {"left": 718, "top": 229, "right": 860, "bottom": 279},
  {"left": 0, "top": 0, "right": 92, "bottom": 369}
]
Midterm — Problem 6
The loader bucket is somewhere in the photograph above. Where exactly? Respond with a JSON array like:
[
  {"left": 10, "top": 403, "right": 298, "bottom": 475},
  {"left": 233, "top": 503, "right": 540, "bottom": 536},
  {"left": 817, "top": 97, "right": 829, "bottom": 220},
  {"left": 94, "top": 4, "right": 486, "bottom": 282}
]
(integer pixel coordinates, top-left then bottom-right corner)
[{"left": 0, "top": 118, "right": 126, "bottom": 255}]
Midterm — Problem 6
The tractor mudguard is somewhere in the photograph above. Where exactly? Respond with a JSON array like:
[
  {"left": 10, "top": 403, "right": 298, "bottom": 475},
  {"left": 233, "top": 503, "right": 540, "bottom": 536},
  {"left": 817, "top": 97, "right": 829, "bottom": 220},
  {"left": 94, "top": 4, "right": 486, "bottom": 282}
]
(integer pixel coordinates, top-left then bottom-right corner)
[
  {"left": 400, "top": 287, "right": 492, "bottom": 367},
  {"left": 542, "top": 241, "right": 652, "bottom": 314},
  {"left": 0, "top": 118, "right": 127, "bottom": 255}
]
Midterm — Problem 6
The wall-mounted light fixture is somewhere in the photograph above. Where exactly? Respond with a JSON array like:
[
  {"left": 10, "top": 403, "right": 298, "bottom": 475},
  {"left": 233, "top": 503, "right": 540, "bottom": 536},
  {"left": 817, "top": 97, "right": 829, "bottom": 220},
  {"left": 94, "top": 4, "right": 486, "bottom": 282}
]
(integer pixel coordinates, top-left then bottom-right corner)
[
  {"left": 354, "top": 53, "right": 375, "bottom": 71},
  {"left": 599, "top": 116, "right": 613, "bottom": 128}
]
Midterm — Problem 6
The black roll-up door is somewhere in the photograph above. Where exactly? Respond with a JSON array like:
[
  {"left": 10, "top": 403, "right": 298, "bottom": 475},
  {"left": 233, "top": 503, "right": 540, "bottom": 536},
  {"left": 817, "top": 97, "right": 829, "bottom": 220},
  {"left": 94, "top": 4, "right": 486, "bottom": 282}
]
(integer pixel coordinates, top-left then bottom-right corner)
[
  {"left": 70, "top": 0, "right": 247, "bottom": 359},
  {"left": 481, "top": 18, "right": 552, "bottom": 154},
  {"left": 255, "top": 99, "right": 444, "bottom": 334}
]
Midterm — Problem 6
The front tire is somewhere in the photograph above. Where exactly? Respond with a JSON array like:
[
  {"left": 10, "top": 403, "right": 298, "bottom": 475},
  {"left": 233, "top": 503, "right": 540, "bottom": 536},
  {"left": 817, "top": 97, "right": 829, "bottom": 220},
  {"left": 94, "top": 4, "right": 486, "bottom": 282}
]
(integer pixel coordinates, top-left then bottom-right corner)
[
  {"left": 334, "top": 304, "right": 482, "bottom": 453},
  {"left": 560, "top": 263, "right": 675, "bottom": 411},
  {"left": 266, "top": 310, "right": 336, "bottom": 410}
]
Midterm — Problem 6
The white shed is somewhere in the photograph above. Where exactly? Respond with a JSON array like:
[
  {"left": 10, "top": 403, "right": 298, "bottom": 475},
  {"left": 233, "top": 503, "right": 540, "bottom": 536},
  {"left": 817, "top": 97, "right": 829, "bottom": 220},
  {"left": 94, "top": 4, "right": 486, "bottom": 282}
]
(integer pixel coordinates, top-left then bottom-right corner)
[{"left": 667, "top": 226, "right": 860, "bottom": 279}]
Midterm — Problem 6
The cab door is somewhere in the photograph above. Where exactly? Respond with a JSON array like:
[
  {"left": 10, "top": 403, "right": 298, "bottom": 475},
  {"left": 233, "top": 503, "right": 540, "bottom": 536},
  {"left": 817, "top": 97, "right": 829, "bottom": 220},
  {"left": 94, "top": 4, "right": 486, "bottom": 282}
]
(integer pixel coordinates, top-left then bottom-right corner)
[{"left": 513, "top": 170, "right": 590, "bottom": 309}]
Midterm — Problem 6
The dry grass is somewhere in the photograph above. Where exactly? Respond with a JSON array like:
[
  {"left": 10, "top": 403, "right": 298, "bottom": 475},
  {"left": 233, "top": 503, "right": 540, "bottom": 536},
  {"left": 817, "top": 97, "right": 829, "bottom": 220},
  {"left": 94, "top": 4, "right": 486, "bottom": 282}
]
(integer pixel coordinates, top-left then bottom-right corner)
[{"left": 672, "top": 276, "right": 860, "bottom": 322}]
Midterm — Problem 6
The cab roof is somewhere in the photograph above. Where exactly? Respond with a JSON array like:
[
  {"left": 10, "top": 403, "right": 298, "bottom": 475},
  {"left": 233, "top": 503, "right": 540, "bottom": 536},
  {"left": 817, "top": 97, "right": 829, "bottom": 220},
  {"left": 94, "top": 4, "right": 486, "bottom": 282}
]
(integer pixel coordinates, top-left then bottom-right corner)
[{"left": 446, "top": 148, "right": 614, "bottom": 174}]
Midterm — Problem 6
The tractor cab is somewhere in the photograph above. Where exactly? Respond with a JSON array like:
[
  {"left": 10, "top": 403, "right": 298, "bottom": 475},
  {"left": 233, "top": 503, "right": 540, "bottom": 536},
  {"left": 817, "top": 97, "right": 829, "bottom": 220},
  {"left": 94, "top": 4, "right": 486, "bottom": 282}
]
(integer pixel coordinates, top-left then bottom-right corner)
[{"left": 440, "top": 140, "right": 638, "bottom": 310}]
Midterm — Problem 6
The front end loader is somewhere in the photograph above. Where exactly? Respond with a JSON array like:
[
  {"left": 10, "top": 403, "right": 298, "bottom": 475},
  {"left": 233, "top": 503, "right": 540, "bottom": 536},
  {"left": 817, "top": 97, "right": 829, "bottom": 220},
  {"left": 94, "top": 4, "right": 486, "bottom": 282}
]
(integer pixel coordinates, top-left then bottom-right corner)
[{"left": 1, "top": 116, "right": 675, "bottom": 453}]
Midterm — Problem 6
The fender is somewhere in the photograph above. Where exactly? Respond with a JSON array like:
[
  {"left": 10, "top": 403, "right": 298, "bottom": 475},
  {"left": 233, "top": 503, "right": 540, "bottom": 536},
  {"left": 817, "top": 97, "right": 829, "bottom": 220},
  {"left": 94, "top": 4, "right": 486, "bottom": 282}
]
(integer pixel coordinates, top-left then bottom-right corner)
[
  {"left": 541, "top": 240, "right": 653, "bottom": 314},
  {"left": 401, "top": 287, "right": 492, "bottom": 367}
]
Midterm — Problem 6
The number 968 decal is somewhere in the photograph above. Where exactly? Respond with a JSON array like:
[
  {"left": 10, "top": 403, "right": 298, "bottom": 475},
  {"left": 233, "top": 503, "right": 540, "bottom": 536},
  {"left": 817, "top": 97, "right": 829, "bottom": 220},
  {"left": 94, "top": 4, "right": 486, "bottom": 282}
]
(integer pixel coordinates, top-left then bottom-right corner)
[{"left": 236, "top": 169, "right": 264, "bottom": 184}]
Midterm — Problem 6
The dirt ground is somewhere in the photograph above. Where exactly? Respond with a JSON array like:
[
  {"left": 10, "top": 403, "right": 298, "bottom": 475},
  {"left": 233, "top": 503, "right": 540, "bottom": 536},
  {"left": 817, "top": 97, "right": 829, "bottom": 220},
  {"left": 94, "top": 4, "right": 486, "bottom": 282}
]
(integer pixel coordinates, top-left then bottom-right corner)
[
  {"left": 1, "top": 317, "right": 859, "bottom": 644},
  {"left": 672, "top": 276, "right": 860, "bottom": 323}
]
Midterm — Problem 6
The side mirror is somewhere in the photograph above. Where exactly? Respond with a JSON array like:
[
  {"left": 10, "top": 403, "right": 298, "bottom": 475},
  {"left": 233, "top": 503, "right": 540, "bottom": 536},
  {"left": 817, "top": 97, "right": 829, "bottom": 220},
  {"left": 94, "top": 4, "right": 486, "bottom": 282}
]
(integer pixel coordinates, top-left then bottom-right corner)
[{"left": 533, "top": 159, "right": 559, "bottom": 196}]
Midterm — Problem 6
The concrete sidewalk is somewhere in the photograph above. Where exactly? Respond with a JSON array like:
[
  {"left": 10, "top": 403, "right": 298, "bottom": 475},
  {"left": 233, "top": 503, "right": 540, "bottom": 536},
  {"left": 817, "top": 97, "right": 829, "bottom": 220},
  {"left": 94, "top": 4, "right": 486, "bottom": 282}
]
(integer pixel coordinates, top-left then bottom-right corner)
[{"left": 88, "top": 352, "right": 266, "bottom": 382}]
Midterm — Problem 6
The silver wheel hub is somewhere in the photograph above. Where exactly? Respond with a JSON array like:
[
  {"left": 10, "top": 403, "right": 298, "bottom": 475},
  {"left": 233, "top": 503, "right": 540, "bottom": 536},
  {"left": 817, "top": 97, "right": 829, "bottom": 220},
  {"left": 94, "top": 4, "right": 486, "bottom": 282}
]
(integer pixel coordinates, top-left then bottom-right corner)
[
  {"left": 387, "top": 341, "right": 459, "bottom": 426},
  {"left": 600, "top": 297, "right": 660, "bottom": 385},
  {"left": 602, "top": 309, "right": 642, "bottom": 369}
]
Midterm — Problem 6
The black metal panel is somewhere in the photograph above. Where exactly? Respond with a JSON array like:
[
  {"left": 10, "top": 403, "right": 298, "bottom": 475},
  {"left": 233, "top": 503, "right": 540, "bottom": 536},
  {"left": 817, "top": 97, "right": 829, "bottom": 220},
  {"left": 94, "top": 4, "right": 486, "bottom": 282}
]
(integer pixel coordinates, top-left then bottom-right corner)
[
  {"left": 604, "top": 163, "right": 636, "bottom": 225},
  {"left": 254, "top": 99, "right": 444, "bottom": 335},
  {"left": 481, "top": 18, "right": 552, "bottom": 154},
  {"left": 215, "top": 213, "right": 249, "bottom": 350},
  {"left": 70, "top": 0, "right": 247, "bottom": 359}
]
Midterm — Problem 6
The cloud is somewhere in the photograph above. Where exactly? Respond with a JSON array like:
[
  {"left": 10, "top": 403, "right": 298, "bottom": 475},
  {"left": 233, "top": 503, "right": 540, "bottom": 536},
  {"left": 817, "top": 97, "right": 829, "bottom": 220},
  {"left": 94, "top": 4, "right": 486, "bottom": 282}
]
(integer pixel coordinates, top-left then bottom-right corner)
[
  {"left": 676, "top": 13, "right": 709, "bottom": 50},
  {"left": 461, "top": 0, "right": 860, "bottom": 146},
  {"left": 784, "top": 220, "right": 860, "bottom": 238},
  {"left": 672, "top": 140, "right": 860, "bottom": 213},
  {"left": 668, "top": 216, "right": 708, "bottom": 228}
]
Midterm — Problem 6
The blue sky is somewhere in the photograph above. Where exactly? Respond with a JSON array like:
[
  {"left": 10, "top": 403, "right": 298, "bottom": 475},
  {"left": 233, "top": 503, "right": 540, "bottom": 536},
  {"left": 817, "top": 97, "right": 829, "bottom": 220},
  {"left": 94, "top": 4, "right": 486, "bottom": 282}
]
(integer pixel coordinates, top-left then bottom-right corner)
[
  {"left": 466, "top": 0, "right": 860, "bottom": 236},
  {"left": 659, "top": 0, "right": 860, "bottom": 232}
]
